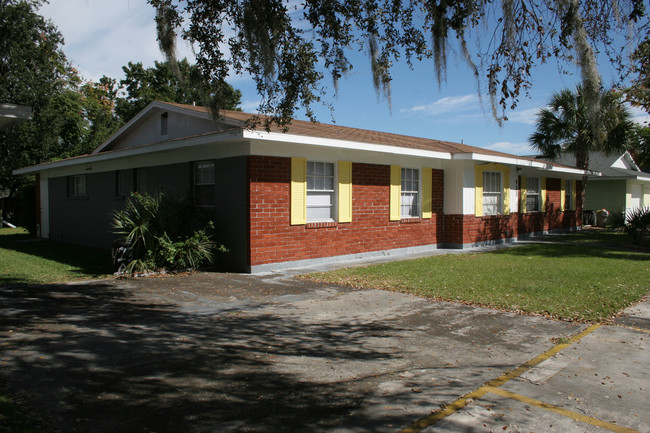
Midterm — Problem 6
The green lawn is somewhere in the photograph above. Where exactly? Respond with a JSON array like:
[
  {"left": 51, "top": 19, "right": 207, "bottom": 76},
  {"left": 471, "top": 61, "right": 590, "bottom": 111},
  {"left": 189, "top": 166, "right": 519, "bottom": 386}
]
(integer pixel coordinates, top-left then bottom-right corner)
[
  {"left": 305, "top": 232, "right": 650, "bottom": 322},
  {"left": 0, "top": 228, "right": 113, "bottom": 285}
]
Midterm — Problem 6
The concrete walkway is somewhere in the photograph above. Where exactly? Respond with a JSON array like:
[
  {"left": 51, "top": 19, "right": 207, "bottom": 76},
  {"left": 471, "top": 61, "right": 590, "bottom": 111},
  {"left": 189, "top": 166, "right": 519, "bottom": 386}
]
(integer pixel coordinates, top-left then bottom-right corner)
[{"left": 1, "top": 269, "right": 647, "bottom": 433}]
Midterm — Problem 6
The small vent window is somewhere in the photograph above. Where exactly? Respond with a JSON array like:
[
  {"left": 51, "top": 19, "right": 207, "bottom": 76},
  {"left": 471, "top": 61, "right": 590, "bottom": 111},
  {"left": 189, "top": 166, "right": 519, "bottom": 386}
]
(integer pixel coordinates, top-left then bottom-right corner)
[{"left": 161, "top": 112, "right": 168, "bottom": 136}]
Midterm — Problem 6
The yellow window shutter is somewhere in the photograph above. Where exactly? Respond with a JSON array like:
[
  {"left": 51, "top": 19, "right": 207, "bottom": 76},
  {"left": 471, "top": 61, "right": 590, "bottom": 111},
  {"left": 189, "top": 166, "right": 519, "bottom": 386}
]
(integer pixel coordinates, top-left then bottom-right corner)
[
  {"left": 560, "top": 179, "right": 566, "bottom": 211},
  {"left": 540, "top": 177, "right": 546, "bottom": 212},
  {"left": 502, "top": 168, "right": 510, "bottom": 215},
  {"left": 571, "top": 179, "right": 577, "bottom": 210},
  {"left": 338, "top": 161, "right": 352, "bottom": 223},
  {"left": 474, "top": 166, "right": 484, "bottom": 217},
  {"left": 520, "top": 176, "right": 527, "bottom": 214},
  {"left": 422, "top": 167, "right": 432, "bottom": 219},
  {"left": 389, "top": 165, "right": 401, "bottom": 221},
  {"left": 290, "top": 157, "right": 307, "bottom": 225}
]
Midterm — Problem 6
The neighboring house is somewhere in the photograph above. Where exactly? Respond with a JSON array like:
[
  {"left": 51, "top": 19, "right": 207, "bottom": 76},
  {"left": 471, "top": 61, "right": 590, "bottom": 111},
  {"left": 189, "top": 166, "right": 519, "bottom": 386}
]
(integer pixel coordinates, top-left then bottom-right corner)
[
  {"left": 546, "top": 152, "right": 650, "bottom": 215},
  {"left": 0, "top": 103, "right": 32, "bottom": 130},
  {"left": 14, "top": 101, "right": 587, "bottom": 273}
]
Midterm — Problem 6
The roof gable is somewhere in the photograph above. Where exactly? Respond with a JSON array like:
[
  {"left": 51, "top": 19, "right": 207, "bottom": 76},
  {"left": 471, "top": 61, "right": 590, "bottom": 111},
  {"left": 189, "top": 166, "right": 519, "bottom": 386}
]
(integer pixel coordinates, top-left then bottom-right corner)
[{"left": 94, "top": 101, "right": 243, "bottom": 153}]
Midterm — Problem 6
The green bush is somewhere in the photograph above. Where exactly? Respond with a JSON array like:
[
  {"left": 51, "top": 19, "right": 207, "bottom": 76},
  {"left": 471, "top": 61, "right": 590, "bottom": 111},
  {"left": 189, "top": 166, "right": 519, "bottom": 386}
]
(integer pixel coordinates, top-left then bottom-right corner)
[
  {"left": 607, "top": 206, "right": 650, "bottom": 245},
  {"left": 110, "top": 192, "right": 225, "bottom": 275}
]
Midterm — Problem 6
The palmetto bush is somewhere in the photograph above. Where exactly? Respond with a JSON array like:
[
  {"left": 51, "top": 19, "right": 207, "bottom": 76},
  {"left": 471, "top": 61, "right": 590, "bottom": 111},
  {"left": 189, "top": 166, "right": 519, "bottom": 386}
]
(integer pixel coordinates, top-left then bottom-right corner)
[
  {"left": 607, "top": 206, "right": 650, "bottom": 245},
  {"left": 111, "top": 192, "right": 225, "bottom": 275}
]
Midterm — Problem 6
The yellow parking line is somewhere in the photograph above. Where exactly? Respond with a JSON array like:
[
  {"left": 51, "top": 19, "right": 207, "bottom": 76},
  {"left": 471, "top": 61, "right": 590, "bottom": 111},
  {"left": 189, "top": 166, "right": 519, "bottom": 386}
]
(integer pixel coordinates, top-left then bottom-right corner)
[
  {"left": 485, "top": 386, "right": 641, "bottom": 433},
  {"left": 398, "top": 324, "right": 601, "bottom": 433},
  {"left": 616, "top": 324, "right": 650, "bottom": 334}
]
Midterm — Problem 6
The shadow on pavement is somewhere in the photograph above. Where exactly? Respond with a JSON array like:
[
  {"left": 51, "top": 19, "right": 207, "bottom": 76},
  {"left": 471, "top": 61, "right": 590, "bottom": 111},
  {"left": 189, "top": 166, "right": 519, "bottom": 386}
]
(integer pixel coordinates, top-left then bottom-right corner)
[{"left": 0, "top": 281, "right": 405, "bottom": 432}]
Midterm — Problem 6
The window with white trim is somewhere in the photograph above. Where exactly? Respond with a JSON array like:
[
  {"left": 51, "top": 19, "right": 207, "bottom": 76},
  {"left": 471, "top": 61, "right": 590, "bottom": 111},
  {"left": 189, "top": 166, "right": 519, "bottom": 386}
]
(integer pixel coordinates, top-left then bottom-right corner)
[
  {"left": 307, "top": 161, "right": 335, "bottom": 221},
  {"left": 525, "top": 177, "right": 540, "bottom": 212},
  {"left": 194, "top": 161, "right": 215, "bottom": 207},
  {"left": 565, "top": 180, "right": 572, "bottom": 210},
  {"left": 67, "top": 175, "right": 87, "bottom": 197},
  {"left": 483, "top": 171, "right": 502, "bottom": 215},
  {"left": 401, "top": 168, "right": 419, "bottom": 218}
]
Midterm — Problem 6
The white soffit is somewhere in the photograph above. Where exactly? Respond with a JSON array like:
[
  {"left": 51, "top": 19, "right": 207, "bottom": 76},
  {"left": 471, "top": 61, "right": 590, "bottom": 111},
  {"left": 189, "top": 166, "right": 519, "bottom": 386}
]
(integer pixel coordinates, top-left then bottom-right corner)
[
  {"left": 242, "top": 130, "right": 452, "bottom": 160},
  {"left": 454, "top": 152, "right": 589, "bottom": 175}
]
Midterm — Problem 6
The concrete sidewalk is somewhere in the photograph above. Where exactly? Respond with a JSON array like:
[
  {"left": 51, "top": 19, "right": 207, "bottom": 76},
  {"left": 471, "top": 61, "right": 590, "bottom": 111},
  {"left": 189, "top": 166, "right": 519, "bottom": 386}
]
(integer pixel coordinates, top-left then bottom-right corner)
[{"left": 0, "top": 271, "right": 648, "bottom": 432}]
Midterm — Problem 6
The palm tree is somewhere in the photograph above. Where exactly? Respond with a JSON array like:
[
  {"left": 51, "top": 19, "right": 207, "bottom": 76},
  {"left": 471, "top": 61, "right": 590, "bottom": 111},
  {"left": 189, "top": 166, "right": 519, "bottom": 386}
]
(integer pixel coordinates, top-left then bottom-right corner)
[{"left": 529, "top": 85, "right": 635, "bottom": 210}]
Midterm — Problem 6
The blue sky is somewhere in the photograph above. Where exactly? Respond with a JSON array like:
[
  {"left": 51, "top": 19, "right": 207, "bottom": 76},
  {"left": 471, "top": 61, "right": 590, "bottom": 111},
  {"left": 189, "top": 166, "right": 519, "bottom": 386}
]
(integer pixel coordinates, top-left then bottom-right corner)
[{"left": 39, "top": 0, "right": 648, "bottom": 156}]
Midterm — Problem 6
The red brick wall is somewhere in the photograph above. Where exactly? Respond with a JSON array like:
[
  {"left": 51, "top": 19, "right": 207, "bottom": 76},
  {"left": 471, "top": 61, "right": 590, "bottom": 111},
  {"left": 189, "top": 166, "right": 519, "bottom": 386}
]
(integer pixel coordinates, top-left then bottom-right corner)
[
  {"left": 247, "top": 156, "right": 445, "bottom": 267},
  {"left": 442, "top": 177, "right": 582, "bottom": 246}
]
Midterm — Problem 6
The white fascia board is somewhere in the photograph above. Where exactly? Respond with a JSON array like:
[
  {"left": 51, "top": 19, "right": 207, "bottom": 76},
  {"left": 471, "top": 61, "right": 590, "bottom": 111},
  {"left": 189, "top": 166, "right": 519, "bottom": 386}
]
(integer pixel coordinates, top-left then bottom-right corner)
[
  {"left": 453, "top": 152, "right": 547, "bottom": 167},
  {"left": 242, "top": 130, "right": 452, "bottom": 160},
  {"left": 454, "top": 152, "right": 590, "bottom": 175},
  {"left": 13, "top": 130, "right": 245, "bottom": 175}
]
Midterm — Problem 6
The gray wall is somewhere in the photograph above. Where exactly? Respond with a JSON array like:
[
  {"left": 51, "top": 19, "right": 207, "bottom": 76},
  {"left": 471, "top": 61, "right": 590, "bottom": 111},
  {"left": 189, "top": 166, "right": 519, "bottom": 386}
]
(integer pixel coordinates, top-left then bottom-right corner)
[
  {"left": 49, "top": 162, "right": 191, "bottom": 250},
  {"left": 47, "top": 157, "right": 250, "bottom": 272}
]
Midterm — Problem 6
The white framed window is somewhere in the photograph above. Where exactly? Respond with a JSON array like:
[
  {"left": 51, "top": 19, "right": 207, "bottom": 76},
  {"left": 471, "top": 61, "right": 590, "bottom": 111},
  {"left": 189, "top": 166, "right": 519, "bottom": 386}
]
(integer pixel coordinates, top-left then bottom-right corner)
[
  {"left": 401, "top": 168, "right": 419, "bottom": 218},
  {"left": 565, "top": 180, "right": 572, "bottom": 210},
  {"left": 67, "top": 175, "right": 87, "bottom": 197},
  {"left": 483, "top": 171, "right": 502, "bottom": 216},
  {"left": 525, "top": 177, "right": 540, "bottom": 212},
  {"left": 307, "top": 161, "right": 335, "bottom": 221},
  {"left": 194, "top": 161, "right": 215, "bottom": 207}
]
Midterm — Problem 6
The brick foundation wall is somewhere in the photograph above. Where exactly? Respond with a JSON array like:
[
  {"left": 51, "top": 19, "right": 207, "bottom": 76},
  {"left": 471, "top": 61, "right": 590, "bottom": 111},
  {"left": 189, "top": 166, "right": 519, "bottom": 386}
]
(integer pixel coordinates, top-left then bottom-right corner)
[{"left": 247, "top": 156, "right": 445, "bottom": 267}]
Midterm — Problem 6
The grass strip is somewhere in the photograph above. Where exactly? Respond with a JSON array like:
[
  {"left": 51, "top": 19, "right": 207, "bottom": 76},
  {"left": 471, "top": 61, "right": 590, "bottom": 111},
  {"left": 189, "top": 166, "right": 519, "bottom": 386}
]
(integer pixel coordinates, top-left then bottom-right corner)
[
  {"left": 0, "top": 228, "right": 113, "bottom": 285},
  {"left": 306, "top": 241, "right": 650, "bottom": 322}
]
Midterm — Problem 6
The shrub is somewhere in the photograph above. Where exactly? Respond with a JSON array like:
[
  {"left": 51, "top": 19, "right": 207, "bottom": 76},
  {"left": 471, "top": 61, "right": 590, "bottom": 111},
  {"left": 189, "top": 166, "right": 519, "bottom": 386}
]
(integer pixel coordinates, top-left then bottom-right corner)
[
  {"left": 110, "top": 192, "right": 225, "bottom": 275},
  {"left": 607, "top": 206, "right": 650, "bottom": 245}
]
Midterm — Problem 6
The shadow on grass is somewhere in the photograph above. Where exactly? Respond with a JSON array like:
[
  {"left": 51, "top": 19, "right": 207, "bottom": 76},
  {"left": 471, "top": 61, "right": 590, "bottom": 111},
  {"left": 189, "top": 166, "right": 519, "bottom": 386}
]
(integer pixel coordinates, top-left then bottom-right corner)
[
  {"left": 0, "top": 230, "right": 113, "bottom": 284},
  {"left": 0, "top": 282, "right": 410, "bottom": 433}
]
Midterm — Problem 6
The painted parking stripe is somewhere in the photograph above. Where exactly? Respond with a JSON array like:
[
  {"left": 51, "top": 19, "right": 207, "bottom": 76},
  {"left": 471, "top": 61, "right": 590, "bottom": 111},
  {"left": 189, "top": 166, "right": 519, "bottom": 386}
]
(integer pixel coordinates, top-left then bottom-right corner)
[
  {"left": 616, "top": 324, "right": 650, "bottom": 334},
  {"left": 485, "top": 386, "right": 641, "bottom": 433},
  {"left": 398, "top": 324, "right": 601, "bottom": 433}
]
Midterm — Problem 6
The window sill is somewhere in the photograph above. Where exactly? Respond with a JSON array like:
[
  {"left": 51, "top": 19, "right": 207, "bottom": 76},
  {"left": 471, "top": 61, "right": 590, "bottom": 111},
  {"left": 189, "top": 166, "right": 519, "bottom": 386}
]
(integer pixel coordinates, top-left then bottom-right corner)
[
  {"left": 67, "top": 195, "right": 90, "bottom": 200},
  {"left": 306, "top": 221, "right": 337, "bottom": 229},
  {"left": 399, "top": 217, "right": 421, "bottom": 224}
]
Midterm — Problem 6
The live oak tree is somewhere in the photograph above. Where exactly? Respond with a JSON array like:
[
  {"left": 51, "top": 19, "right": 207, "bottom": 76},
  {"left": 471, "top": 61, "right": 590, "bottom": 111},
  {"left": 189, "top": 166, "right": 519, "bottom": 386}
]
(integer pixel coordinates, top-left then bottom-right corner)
[
  {"left": 115, "top": 59, "right": 242, "bottom": 124},
  {"left": 148, "top": 0, "right": 648, "bottom": 132},
  {"left": 0, "top": 0, "right": 82, "bottom": 196}
]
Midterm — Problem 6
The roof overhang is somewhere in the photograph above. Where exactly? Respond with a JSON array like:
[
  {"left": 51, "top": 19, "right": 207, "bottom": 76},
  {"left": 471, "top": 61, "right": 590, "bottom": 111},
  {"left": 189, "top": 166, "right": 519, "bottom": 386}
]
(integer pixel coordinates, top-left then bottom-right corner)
[
  {"left": 243, "top": 129, "right": 453, "bottom": 160},
  {"left": 0, "top": 103, "right": 32, "bottom": 130},
  {"left": 452, "top": 152, "right": 592, "bottom": 175},
  {"left": 14, "top": 129, "right": 245, "bottom": 176}
]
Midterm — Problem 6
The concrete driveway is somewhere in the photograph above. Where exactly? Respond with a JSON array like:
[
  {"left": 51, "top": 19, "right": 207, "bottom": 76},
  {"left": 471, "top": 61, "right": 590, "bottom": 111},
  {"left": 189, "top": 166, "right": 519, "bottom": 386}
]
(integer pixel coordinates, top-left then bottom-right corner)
[{"left": 0, "top": 271, "right": 647, "bottom": 432}]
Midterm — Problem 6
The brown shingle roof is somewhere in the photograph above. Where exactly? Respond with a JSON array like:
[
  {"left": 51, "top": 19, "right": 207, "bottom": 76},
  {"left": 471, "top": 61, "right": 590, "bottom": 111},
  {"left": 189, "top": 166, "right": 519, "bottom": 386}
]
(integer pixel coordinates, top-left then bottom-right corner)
[{"left": 163, "top": 102, "right": 539, "bottom": 162}]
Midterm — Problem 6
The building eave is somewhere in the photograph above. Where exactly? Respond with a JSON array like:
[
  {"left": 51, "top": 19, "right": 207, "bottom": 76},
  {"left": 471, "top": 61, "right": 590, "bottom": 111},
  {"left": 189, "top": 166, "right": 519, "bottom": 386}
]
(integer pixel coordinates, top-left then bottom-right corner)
[
  {"left": 242, "top": 130, "right": 453, "bottom": 160},
  {"left": 13, "top": 129, "right": 245, "bottom": 175}
]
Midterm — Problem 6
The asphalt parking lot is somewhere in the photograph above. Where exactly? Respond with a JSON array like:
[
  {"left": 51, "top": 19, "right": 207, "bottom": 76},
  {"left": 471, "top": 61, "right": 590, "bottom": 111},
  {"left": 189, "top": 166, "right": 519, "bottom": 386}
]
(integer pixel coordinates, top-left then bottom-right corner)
[{"left": 0, "top": 270, "right": 648, "bottom": 432}]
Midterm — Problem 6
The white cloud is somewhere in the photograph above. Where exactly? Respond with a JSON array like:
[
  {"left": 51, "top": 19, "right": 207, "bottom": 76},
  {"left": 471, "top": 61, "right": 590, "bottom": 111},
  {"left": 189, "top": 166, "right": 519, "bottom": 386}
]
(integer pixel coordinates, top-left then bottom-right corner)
[
  {"left": 400, "top": 94, "right": 478, "bottom": 116},
  {"left": 506, "top": 107, "right": 541, "bottom": 125},
  {"left": 39, "top": 0, "right": 195, "bottom": 81},
  {"left": 239, "top": 100, "right": 261, "bottom": 112},
  {"left": 629, "top": 105, "right": 650, "bottom": 126},
  {"left": 485, "top": 141, "right": 536, "bottom": 156}
]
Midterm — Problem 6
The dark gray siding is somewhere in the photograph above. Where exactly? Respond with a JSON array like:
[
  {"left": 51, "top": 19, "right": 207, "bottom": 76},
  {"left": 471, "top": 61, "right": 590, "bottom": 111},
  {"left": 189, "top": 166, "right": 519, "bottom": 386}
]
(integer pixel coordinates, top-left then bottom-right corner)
[
  {"left": 48, "top": 163, "right": 191, "bottom": 250},
  {"left": 211, "top": 157, "right": 249, "bottom": 272},
  {"left": 47, "top": 158, "right": 250, "bottom": 272}
]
